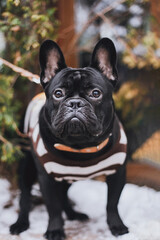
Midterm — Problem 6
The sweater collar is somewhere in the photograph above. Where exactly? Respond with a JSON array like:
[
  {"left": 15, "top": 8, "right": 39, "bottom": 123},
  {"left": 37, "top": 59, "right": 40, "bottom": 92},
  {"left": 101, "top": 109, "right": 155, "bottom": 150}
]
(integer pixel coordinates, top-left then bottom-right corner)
[{"left": 54, "top": 134, "right": 112, "bottom": 153}]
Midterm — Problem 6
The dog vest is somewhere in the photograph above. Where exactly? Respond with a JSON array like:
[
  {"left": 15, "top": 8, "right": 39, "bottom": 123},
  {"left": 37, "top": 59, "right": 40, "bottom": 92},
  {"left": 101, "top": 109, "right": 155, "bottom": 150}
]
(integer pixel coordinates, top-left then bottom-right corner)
[{"left": 24, "top": 93, "right": 127, "bottom": 182}]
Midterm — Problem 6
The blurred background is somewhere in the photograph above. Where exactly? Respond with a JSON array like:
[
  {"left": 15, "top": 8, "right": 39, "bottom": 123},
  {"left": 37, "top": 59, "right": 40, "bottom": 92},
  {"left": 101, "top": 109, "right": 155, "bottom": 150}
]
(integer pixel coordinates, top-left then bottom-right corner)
[{"left": 0, "top": 0, "right": 160, "bottom": 188}]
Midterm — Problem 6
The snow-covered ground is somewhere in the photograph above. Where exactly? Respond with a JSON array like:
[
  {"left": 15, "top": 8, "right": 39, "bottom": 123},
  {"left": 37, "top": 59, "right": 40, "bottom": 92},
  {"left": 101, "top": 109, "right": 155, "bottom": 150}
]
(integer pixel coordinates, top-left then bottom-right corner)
[{"left": 0, "top": 178, "right": 160, "bottom": 240}]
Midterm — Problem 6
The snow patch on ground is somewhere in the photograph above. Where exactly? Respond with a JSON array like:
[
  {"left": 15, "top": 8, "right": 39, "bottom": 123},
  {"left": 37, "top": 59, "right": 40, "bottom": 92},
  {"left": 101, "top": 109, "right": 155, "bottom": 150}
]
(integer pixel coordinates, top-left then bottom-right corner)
[{"left": 0, "top": 178, "right": 160, "bottom": 240}]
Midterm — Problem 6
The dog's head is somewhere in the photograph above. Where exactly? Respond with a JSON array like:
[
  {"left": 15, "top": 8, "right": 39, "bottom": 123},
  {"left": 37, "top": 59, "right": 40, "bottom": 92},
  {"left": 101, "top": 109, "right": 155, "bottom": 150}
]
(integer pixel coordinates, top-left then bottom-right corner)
[{"left": 39, "top": 38, "right": 118, "bottom": 145}]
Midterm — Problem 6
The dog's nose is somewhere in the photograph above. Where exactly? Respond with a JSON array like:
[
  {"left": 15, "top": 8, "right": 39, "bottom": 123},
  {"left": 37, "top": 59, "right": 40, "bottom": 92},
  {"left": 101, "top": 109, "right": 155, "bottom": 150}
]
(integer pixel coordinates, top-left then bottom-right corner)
[{"left": 67, "top": 99, "right": 84, "bottom": 109}]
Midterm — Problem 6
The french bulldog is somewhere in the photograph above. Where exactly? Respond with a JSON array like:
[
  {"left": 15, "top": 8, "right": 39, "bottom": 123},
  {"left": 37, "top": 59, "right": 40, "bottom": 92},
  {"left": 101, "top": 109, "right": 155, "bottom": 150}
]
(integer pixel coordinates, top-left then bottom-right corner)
[{"left": 10, "top": 38, "right": 128, "bottom": 239}]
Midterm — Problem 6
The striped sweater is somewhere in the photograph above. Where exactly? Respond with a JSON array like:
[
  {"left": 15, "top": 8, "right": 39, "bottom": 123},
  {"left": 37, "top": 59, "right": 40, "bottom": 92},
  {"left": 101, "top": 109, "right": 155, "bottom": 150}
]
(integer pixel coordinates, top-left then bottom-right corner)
[{"left": 24, "top": 93, "right": 127, "bottom": 182}]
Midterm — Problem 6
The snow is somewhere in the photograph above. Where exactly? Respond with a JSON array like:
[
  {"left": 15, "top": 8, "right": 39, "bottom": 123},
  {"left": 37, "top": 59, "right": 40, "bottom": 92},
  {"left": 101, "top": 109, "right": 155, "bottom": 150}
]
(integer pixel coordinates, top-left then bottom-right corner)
[
  {"left": 114, "top": 4, "right": 126, "bottom": 13},
  {"left": 74, "top": 1, "right": 89, "bottom": 33},
  {"left": 93, "top": 0, "right": 116, "bottom": 13},
  {"left": 115, "top": 26, "right": 127, "bottom": 37},
  {"left": 0, "top": 32, "right": 6, "bottom": 53},
  {"left": 129, "top": 16, "right": 142, "bottom": 28},
  {"left": 133, "top": 44, "right": 147, "bottom": 57},
  {"left": 0, "top": 178, "right": 160, "bottom": 240},
  {"left": 100, "top": 23, "right": 116, "bottom": 40},
  {"left": 155, "top": 48, "right": 160, "bottom": 58},
  {"left": 100, "top": 23, "right": 126, "bottom": 52},
  {"left": 129, "top": 5, "right": 144, "bottom": 15},
  {"left": 100, "top": 23, "right": 127, "bottom": 39}
]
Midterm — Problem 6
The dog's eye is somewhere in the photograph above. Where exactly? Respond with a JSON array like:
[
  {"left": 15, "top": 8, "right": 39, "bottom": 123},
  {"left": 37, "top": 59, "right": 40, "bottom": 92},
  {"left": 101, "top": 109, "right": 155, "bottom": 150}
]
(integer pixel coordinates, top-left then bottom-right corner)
[
  {"left": 91, "top": 89, "right": 101, "bottom": 98},
  {"left": 53, "top": 89, "right": 64, "bottom": 99}
]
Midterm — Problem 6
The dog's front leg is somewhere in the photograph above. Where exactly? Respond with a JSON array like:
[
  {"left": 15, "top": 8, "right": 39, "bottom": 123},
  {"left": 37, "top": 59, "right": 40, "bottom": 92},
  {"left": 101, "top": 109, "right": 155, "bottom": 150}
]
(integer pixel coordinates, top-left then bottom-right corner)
[
  {"left": 38, "top": 171, "right": 65, "bottom": 240},
  {"left": 10, "top": 152, "right": 37, "bottom": 235},
  {"left": 106, "top": 165, "right": 128, "bottom": 236},
  {"left": 62, "top": 181, "right": 89, "bottom": 221}
]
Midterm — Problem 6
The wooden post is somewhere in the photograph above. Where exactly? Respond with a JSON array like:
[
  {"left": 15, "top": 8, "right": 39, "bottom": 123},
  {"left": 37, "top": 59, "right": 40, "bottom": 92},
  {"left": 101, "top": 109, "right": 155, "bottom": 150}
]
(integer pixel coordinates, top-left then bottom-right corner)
[
  {"left": 150, "top": 0, "right": 160, "bottom": 36},
  {"left": 57, "top": 0, "right": 78, "bottom": 67}
]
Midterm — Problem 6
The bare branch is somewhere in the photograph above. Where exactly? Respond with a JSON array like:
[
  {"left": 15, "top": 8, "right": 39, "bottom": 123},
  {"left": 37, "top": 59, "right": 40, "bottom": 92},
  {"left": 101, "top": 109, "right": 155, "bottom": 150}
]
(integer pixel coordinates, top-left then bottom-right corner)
[
  {"left": 0, "top": 57, "right": 40, "bottom": 84},
  {"left": 0, "top": 135, "right": 9, "bottom": 144},
  {"left": 68, "top": 0, "right": 127, "bottom": 53},
  {"left": 0, "top": 1, "right": 127, "bottom": 81},
  {"left": 15, "top": 126, "right": 28, "bottom": 138},
  {"left": 98, "top": 13, "right": 137, "bottom": 61}
]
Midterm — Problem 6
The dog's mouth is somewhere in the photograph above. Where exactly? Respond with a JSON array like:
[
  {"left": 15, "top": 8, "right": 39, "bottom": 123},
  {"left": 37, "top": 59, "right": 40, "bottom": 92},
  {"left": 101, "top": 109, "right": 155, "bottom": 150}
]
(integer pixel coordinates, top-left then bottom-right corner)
[{"left": 63, "top": 117, "right": 86, "bottom": 137}]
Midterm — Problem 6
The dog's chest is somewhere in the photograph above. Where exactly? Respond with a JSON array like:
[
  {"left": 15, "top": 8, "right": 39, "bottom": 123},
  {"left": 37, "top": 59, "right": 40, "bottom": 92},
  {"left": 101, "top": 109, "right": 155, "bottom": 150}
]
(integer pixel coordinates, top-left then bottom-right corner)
[{"left": 24, "top": 93, "right": 127, "bottom": 182}]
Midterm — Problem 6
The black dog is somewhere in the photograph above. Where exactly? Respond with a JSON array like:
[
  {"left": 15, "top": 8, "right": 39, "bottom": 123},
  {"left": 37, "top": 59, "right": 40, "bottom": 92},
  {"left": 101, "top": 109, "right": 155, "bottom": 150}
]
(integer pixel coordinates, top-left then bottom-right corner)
[{"left": 10, "top": 38, "right": 128, "bottom": 239}]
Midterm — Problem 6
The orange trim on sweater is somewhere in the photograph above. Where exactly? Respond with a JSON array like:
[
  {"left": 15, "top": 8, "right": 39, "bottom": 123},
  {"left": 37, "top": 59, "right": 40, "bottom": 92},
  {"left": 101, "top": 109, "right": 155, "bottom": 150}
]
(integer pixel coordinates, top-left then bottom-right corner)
[{"left": 54, "top": 137, "right": 109, "bottom": 153}]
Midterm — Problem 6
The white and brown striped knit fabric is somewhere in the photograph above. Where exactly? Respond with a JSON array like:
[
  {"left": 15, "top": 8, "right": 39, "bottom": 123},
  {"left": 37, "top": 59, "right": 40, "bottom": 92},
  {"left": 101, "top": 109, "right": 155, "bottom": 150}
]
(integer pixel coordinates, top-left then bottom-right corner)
[{"left": 24, "top": 93, "right": 127, "bottom": 182}]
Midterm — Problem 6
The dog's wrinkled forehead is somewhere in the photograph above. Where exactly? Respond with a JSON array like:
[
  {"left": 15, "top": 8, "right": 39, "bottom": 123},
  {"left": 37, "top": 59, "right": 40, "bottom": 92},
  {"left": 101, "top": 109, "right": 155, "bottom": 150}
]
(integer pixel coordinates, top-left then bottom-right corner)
[
  {"left": 48, "top": 67, "right": 109, "bottom": 94},
  {"left": 61, "top": 69, "right": 86, "bottom": 88}
]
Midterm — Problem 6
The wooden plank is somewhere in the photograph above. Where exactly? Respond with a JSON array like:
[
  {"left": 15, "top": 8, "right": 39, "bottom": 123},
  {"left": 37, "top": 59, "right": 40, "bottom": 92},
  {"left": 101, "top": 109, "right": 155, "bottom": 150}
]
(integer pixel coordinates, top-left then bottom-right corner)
[
  {"left": 127, "top": 162, "right": 160, "bottom": 190},
  {"left": 150, "top": 0, "right": 160, "bottom": 36}
]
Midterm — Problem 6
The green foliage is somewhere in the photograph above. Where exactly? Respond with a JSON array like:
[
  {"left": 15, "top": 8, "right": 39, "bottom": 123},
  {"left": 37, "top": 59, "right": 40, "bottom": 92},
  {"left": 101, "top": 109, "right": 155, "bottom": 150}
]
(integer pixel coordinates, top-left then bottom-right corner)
[
  {"left": 114, "top": 81, "right": 146, "bottom": 128},
  {"left": 121, "top": 1, "right": 160, "bottom": 69},
  {"left": 0, "top": 0, "right": 58, "bottom": 70},
  {"left": 0, "top": 0, "right": 58, "bottom": 163},
  {"left": 0, "top": 67, "right": 22, "bottom": 163},
  {"left": 79, "top": 0, "right": 159, "bottom": 69},
  {"left": 124, "top": 32, "right": 160, "bottom": 69},
  {"left": 114, "top": 75, "right": 160, "bottom": 130}
]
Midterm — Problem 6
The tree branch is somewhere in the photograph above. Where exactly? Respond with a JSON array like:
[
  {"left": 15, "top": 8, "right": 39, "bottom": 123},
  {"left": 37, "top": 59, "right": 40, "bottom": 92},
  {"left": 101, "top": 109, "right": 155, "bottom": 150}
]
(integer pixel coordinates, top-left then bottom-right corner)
[
  {"left": 67, "top": 0, "right": 127, "bottom": 53},
  {"left": 0, "top": 135, "right": 9, "bottom": 144},
  {"left": 0, "top": 57, "right": 40, "bottom": 84}
]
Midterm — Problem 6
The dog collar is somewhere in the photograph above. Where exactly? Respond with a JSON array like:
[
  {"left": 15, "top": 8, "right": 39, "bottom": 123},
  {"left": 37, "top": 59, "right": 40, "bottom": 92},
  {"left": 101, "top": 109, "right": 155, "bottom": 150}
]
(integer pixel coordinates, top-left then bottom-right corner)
[{"left": 54, "top": 134, "right": 112, "bottom": 153}]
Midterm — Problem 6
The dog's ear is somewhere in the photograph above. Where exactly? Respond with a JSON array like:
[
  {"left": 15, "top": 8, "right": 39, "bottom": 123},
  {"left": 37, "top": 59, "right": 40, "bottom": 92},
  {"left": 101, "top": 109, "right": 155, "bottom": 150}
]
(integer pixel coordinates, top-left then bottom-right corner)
[
  {"left": 90, "top": 38, "right": 118, "bottom": 86},
  {"left": 39, "top": 40, "right": 67, "bottom": 88}
]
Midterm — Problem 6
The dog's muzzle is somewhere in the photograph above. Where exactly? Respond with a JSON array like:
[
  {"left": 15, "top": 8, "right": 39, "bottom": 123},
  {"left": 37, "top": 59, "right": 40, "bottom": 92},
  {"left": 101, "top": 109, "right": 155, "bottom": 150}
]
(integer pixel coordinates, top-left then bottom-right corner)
[{"left": 51, "top": 98, "right": 102, "bottom": 137}]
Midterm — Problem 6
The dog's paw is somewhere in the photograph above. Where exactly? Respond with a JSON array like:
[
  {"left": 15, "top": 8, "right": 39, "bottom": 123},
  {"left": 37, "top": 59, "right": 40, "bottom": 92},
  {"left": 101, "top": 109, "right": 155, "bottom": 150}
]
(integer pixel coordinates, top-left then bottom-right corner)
[
  {"left": 10, "top": 220, "right": 29, "bottom": 235},
  {"left": 107, "top": 211, "right": 129, "bottom": 236},
  {"left": 108, "top": 223, "right": 128, "bottom": 236},
  {"left": 67, "top": 211, "right": 89, "bottom": 221},
  {"left": 44, "top": 230, "right": 65, "bottom": 240}
]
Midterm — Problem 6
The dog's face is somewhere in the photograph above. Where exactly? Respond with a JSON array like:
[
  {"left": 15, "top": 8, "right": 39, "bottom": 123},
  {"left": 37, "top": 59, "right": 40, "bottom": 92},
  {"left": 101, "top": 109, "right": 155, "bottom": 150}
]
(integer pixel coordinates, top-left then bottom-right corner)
[{"left": 39, "top": 38, "right": 118, "bottom": 145}]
